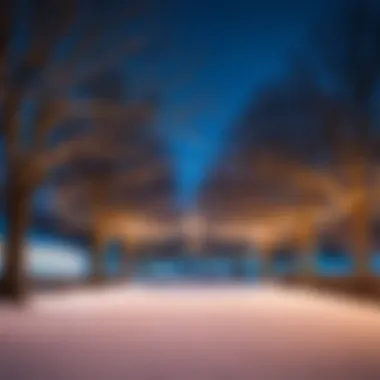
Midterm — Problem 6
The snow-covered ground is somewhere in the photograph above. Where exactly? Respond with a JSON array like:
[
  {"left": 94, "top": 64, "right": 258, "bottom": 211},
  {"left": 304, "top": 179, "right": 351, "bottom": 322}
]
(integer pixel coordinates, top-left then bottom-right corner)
[
  {"left": 1, "top": 237, "right": 380, "bottom": 281},
  {"left": 1, "top": 284, "right": 380, "bottom": 379},
  {"left": 0, "top": 240, "right": 88, "bottom": 280}
]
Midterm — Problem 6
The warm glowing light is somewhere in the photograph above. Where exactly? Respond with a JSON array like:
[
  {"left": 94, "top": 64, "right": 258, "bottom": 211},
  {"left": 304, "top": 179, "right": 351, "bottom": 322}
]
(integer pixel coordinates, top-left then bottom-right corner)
[{"left": 181, "top": 212, "right": 206, "bottom": 252}]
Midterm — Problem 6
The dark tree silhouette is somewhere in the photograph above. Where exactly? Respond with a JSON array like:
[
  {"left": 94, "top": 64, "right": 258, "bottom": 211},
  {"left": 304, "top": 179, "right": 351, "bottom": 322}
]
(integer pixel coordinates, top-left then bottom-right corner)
[
  {"left": 315, "top": 0, "right": 380, "bottom": 283},
  {"left": 51, "top": 124, "right": 173, "bottom": 284},
  {"left": 0, "top": 0, "right": 151, "bottom": 302}
]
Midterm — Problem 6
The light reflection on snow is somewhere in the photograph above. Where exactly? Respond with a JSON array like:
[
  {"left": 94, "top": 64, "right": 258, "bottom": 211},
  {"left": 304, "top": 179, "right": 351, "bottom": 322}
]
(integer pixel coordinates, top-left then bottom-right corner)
[
  {"left": 0, "top": 240, "right": 88, "bottom": 279},
  {"left": 0, "top": 239, "right": 379, "bottom": 281}
]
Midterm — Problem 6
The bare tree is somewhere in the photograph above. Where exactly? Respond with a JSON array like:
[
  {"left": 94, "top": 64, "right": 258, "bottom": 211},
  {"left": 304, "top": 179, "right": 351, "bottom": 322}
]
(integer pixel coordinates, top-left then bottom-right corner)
[
  {"left": 0, "top": 0, "right": 151, "bottom": 301},
  {"left": 316, "top": 0, "right": 380, "bottom": 283},
  {"left": 52, "top": 132, "right": 173, "bottom": 284}
]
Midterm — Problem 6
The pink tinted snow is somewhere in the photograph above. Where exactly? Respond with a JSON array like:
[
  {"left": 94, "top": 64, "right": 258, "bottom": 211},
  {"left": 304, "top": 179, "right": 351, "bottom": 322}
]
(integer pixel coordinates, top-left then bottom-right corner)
[{"left": 1, "top": 284, "right": 380, "bottom": 379}]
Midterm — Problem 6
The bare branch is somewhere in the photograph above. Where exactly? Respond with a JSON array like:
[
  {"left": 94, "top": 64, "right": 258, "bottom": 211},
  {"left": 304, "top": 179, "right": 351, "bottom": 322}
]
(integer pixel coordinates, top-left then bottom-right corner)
[
  {"left": 114, "top": 162, "right": 169, "bottom": 191},
  {"left": 2, "top": 1, "right": 77, "bottom": 156},
  {"left": 2, "top": 89, "right": 23, "bottom": 156},
  {"left": 36, "top": 136, "right": 116, "bottom": 174},
  {"left": 38, "top": 2, "right": 145, "bottom": 93},
  {"left": 19, "top": 0, "right": 76, "bottom": 89},
  {"left": 66, "top": 99, "right": 154, "bottom": 122},
  {"left": 28, "top": 97, "right": 154, "bottom": 157},
  {"left": 32, "top": 98, "right": 67, "bottom": 150},
  {"left": 0, "top": 0, "right": 11, "bottom": 101}
]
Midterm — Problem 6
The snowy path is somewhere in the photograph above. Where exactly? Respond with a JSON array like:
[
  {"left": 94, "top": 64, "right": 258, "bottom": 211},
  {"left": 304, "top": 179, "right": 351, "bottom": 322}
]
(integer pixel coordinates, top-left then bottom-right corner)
[{"left": 1, "top": 284, "right": 380, "bottom": 379}]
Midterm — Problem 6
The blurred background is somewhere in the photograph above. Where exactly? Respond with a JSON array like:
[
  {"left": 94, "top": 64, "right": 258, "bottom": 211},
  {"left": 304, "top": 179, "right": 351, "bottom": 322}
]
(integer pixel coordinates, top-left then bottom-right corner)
[{"left": 1, "top": 0, "right": 380, "bottom": 301}]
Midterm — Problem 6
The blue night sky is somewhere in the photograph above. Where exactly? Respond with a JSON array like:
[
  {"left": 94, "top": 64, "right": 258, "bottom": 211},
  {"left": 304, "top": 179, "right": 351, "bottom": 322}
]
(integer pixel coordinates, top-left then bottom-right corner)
[
  {"left": 8, "top": 0, "right": 380, "bottom": 217},
  {"left": 137, "top": 0, "right": 346, "bottom": 209}
]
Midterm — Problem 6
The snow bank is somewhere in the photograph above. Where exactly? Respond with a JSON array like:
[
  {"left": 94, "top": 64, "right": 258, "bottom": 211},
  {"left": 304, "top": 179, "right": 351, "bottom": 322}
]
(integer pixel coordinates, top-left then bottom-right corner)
[{"left": 0, "top": 240, "right": 88, "bottom": 279}]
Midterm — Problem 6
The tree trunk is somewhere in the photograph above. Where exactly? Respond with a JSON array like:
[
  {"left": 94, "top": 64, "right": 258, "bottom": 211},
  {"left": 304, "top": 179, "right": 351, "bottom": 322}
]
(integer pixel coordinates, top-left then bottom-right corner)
[
  {"left": 260, "top": 247, "right": 273, "bottom": 279},
  {"left": 120, "top": 244, "right": 135, "bottom": 280},
  {"left": 297, "top": 223, "right": 317, "bottom": 283},
  {"left": 348, "top": 152, "right": 372, "bottom": 284},
  {"left": 231, "top": 252, "right": 245, "bottom": 280},
  {"left": 299, "top": 253, "right": 316, "bottom": 283},
  {"left": 121, "top": 255, "right": 133, "bottom": 279},
  {"left": 89, "top": 232, "right": 106, "bottom": 285},
  {"left": 350, "top": 107, "right": 372, "bottom": 285},
  {"left": 0, "top": 171, "right": 31, "bottom": 303},
  {"left": 350, "top": 194, "right": 372, "bottom": 283}
]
